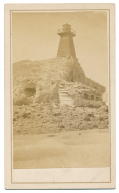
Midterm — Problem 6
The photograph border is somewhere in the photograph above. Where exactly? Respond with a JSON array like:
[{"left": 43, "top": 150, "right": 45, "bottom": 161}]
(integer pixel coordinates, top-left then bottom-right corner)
[{"left": 4, "top": 3, "right": 115, "bottom": 189}]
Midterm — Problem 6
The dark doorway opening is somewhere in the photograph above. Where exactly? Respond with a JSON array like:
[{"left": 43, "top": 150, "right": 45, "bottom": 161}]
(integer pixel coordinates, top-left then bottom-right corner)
[
  {"left": 25, "top": 87, "right": 36, "bottom": 96},
  {"left": 91, "top": 95, "right": 94, "bottom": 100}
]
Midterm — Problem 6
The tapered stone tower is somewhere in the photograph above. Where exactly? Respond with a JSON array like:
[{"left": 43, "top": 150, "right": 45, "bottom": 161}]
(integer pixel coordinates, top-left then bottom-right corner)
[{"left": 57, "top": 23, "right": 76, "bottom": 59}]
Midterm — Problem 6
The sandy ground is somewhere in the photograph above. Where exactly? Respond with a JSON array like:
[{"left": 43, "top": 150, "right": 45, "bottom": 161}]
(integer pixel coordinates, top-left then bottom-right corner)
[{"left": 13, "top": 129, "right": 110, "bottom": 169}]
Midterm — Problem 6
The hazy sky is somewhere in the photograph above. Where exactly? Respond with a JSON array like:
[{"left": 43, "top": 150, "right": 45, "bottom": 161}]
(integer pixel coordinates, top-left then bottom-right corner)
[{"left": 12, "top": 11, "right": 109, "bottom": 92}]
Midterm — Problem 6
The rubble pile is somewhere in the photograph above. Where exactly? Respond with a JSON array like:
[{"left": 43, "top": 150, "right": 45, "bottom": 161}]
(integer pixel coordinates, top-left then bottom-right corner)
[
  {"left": 13, "top": 57, "right": 85, "bottom": 105},
  {"left": 13, "top": 57, "right": 108, "bottom": 135},
  {"left": 13, "top": 103, "right": 109, "bottom": 135}
]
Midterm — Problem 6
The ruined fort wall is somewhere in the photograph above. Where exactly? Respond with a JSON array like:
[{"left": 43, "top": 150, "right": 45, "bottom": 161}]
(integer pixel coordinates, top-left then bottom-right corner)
[
  {"left": 76, "top": 67, "right": 106, "bottom": 94},
  {"left": 68, "top": 59, "right": 106, "bottom": 94}
]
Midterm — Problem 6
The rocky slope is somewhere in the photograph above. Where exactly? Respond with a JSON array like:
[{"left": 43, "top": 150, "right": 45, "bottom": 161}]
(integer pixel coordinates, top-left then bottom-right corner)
[
  {"left": 13, "top": 57, "right": 86, "bottom": 105},
  {"left": 13, "top": 103, "right": 108, "bottom": 135},
  {"left": 13, "top": 56, "right": 105, "bottom": 105},
  {"left": 13, "top": 56, "right": 108, "bottom": 135}
]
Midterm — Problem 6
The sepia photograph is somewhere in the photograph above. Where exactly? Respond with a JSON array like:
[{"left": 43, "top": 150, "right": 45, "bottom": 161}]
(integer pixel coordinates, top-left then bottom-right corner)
[
  {"left": 12, "top": 10, "right": 109, "bottom": 169},
  {"left": 4, "top": 3, "right": 115, "bottom": 189}
]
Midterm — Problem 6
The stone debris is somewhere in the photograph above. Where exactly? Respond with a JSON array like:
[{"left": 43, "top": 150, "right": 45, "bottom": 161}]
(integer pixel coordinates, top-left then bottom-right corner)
[
  {"left": 13, "top": 57, "right": 106, "bottom": 106},
  {"left": 13, "top": 57, "right": 108, "bottom": 135},
  {"left": 13, "top": 103, "right": 109, "bottom": 135}
]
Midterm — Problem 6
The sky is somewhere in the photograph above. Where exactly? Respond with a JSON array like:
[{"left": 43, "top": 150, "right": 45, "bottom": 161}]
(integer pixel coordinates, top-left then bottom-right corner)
[{"left": 12, "top": 11, "right": 109, "bottom": 93}]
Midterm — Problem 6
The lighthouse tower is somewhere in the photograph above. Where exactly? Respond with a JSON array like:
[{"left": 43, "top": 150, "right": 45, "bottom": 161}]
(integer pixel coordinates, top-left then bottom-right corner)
[{"left": 57, "top": 23, "right": 76, "bottom": 59}]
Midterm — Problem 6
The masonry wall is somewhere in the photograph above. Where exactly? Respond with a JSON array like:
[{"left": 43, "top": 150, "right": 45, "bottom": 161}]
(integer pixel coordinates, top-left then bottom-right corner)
[
  {"left": 77, "top": 74, "right": 106, "bottom": 94},
  {"left": 74, "top": 97, "right": 105, "bottom": 107},
  {"left": 68, "top": 59, "right": 106, "bottom": 94}
]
